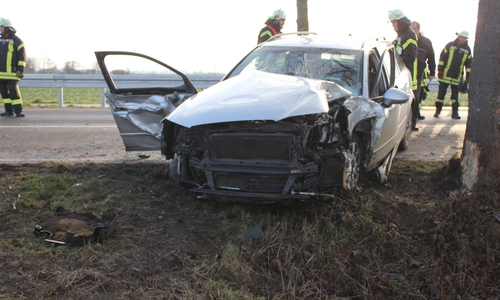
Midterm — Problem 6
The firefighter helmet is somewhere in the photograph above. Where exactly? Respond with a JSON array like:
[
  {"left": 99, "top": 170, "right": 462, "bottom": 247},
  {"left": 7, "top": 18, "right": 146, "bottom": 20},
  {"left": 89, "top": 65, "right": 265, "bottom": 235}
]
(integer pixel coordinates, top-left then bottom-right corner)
[
  {"left": 270, "top": 9, "right": 286, "bottom": 20},
  {"left": 0, "top": 18, "right": 13, "bottom": 28},
  {"left": 388, "top": 9, "right": 405, "bottom": 22},
  {"left": 456, "top": 31, "right": 469, "bottom": 39}
]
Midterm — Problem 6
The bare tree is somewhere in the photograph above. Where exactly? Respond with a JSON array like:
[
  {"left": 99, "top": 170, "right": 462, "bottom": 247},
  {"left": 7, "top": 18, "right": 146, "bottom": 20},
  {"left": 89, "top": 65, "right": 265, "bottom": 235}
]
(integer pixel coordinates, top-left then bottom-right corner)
[
  {"left": 461, "top": 0, "right": 500, "bottom": 190},
  {"left": 63, "top": 60, "right": 82, "bottom": 74},
  {"left": 87, "top": 61, "right": 101, "bottom": 74},
  {"left": 25, "top": 57, "right": 39, "bottom": 74},
  {"left": 39, "top": 55, "right": 58, "bottom": 74},
  {"left": 296, "top": 0, "right": 309, "bottom": 31}
]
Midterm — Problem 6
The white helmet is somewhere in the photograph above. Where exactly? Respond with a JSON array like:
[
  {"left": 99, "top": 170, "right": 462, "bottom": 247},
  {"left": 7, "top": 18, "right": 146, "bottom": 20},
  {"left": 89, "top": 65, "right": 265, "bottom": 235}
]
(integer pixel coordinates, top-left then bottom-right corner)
[
  {"left": 456, "top": 31, "right": 469, "bottom": 39},
  {"left": 271, "top": 9, "right": 286, "bottom": 20},
  {"left": 0, "top": 18, "right": 14, "bottom": 28},
  {"left": 388, "top": 9, "right": 405, "bottom": 22}
]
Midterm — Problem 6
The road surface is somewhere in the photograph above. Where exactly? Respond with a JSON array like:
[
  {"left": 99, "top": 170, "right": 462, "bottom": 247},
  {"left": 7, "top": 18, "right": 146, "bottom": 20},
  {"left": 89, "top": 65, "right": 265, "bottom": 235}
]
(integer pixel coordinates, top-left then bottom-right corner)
[{"left": 0, "top": 107, "right": 467, "bottom": 164}]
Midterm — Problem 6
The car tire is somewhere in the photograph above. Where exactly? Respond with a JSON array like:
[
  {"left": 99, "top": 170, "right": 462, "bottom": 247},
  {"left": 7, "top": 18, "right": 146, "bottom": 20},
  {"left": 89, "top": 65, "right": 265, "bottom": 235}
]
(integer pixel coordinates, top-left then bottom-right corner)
[{"left": 398, "top": 108, "right": 412, "bottom": 151}]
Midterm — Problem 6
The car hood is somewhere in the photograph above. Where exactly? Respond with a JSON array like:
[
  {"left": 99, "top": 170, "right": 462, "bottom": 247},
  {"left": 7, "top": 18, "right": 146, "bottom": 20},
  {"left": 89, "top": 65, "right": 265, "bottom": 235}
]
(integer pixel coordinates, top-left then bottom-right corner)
[{"left": 167, "top": 70, "right": 351, "bottom": 128}]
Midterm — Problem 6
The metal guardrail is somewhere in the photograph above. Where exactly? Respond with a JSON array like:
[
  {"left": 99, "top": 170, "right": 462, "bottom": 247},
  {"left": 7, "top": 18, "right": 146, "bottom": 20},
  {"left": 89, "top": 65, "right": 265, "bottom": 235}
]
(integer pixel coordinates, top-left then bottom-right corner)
[
  {"left": 18, "top": 74, "right": 439, "bottom": 108},
  {"left": 18, "top": 74, "right": 224, "bottom": 108}
]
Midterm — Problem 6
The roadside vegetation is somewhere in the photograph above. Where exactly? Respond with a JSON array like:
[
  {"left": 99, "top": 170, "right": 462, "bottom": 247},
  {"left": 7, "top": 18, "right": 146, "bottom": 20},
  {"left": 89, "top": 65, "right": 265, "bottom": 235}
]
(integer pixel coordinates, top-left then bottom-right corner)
[
  {"left": 20, "top": 88, "right": 469, "bottom": 108},
  {"left": 1, "top": 159, "right": 498, "bottom": 299},
  {"left": 21, "top": 88, "right": 104, "bottom": 108}
]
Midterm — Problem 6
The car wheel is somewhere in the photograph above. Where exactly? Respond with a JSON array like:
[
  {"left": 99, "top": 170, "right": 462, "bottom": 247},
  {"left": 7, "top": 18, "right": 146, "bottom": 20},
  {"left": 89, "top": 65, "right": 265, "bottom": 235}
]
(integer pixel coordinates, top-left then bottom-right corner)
[
  {"left": 345, "top": 134, "right": 365, "bottom": 190},
  {"left": 398, "top": 108, "right": 412, "bottom": 151}
]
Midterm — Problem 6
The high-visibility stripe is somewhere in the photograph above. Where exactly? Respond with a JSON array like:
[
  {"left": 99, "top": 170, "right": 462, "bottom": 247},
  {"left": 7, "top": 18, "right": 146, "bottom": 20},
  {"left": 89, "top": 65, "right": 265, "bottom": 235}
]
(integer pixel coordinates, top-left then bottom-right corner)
[
  {"left": 444, "top": 47, "right": 455, "bottom": 77},
  {"left": 0, "top": 72, "right": 19, "bottom": 80},
  {"left": 11, "top": 98, "right": 22, "bottom": 105},
  {"left": 402, "top": 39, "right": 417, "bottom": 50},
  {"left": 6, "top": 41, "right": 13, "bottom": 73},
  {"left": 260, "top": 31, "right": 273, "bottom": 40}
]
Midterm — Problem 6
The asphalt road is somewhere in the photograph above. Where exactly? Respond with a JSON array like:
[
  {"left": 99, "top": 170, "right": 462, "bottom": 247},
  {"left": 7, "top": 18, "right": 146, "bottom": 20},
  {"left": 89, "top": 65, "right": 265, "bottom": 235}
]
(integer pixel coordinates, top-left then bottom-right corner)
[
  {"left": 0, "top": 108, "right": 159, "bottom": 163},
  {"left": 0, "top": 107, "right": 467, "bottom": 164}
]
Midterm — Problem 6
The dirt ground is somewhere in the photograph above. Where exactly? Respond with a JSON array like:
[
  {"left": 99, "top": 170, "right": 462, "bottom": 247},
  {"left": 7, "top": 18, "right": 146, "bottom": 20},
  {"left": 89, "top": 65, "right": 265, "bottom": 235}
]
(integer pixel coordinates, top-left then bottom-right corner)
[{"left": 0, "top": 152, "right": 474, "bottom": 299}]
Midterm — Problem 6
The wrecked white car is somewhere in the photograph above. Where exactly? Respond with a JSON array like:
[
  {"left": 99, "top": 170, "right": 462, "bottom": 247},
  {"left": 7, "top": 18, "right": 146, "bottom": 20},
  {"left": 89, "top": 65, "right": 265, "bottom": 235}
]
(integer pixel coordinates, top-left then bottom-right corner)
[{"left": 95, "top": 33, "right": 414, "bottom": 203}]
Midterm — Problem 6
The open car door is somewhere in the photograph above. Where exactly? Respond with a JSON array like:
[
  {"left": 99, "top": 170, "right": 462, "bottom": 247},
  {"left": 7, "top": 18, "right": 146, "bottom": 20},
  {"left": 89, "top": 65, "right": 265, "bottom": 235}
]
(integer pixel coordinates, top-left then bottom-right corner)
[{"left": 95, "top": 51, "right": 197, "bottom": 151}]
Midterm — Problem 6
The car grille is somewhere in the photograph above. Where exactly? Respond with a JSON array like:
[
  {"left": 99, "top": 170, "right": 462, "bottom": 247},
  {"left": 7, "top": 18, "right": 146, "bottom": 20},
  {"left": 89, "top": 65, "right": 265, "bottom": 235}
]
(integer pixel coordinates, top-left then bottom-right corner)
[
  {"left": 214, "top": 173, "right": 289, "bottom": 193},
  {"left": 211, "top": 133, "right": 293, "bottom": 161}
]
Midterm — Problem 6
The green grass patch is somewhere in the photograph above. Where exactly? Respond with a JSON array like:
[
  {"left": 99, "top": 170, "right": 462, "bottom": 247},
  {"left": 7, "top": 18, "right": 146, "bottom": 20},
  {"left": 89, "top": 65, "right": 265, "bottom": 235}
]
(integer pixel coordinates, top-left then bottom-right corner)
[
  {"left": 422, "top": 91, "right": 469, "bottom": 107},
  {"left": 18, "top": 88, "right": 105, "bottom": 106}
]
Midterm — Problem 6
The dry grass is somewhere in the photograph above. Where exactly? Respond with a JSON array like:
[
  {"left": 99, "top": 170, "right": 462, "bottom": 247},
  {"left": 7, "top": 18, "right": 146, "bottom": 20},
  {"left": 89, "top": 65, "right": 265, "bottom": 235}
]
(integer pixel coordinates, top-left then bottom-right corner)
[{"left": 0, "top": 160, "right": 499, "bottom": 299}]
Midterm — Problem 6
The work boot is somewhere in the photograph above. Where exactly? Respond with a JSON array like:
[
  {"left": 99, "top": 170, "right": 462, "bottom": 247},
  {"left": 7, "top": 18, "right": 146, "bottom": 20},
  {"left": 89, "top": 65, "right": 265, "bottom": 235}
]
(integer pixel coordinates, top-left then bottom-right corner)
[
  {"left": 451, "top": 102, "right": 461, "bottom": 119},
  {"left": 434, "top": 102, "right": 443, "bottom": 118},
  {"left": 411, "top": 117, "right": 419, "bottom": 131},
  {"left": 1, "top": 103, "right": 13, "bottom": 116},
  {"left": 13, "top": 104, "right": 25, "bottom": 117}
]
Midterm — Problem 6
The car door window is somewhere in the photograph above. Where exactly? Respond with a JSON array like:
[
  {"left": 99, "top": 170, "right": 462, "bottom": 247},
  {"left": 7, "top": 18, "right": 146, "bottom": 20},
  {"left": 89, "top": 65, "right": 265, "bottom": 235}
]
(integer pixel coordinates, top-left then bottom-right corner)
[
  {"left": 103, "top": 55, "right": 187, "bottom": 90},
  {"left": 368, "top": 52, "right": 383, "bottom": 99},
  {"left": 381, "top": 48, "right": 395, "bottom": 87}
]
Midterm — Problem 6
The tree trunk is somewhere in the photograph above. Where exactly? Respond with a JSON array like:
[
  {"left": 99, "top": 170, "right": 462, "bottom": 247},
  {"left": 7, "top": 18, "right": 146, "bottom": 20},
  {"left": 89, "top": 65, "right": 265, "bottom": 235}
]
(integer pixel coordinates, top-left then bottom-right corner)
[
  {"left": 461, "top": 0, "right": 500, "bottom": 190},
  {"left": 296, "top": 0, "right": 308, "bottom": 31}
]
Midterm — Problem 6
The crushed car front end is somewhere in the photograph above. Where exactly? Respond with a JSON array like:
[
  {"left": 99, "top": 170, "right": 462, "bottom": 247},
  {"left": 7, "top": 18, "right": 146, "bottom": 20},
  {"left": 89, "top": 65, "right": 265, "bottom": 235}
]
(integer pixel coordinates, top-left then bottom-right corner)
[
  {"left": 162, "top": 71, "right": 367, "bottom": 202},
  {"left": 166, "top": 113, "right": 352, "bottom": 202}
]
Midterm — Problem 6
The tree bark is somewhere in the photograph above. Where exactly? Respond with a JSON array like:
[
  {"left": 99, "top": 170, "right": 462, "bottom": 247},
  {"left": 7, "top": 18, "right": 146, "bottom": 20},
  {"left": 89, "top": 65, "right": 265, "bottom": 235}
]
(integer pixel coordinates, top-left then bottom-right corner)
[
  {"left": 296, "top": 0, "right": 309, "bottom": 31},
  {"left": 461, "top": 0, "right": 500, "bottom": 190}
]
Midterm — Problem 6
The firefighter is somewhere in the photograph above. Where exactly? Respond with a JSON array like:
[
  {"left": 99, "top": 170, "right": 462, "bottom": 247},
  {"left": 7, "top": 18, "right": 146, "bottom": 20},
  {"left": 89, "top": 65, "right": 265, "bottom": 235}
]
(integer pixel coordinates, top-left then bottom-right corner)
[
  {"left": 388, "top": 9, "right": 419, "bottom": 131},
  {"left": 257, "top": 9, "right": 286, "bottom": 44},
  {"left": 435, "top": 31, "right": 472, "bottom": 119},
  {"left": 0, "top": 18, "right": 26, "bottom": 117},
  {"left": 411, "top": 21, "right": 436, "bottom": 121}
]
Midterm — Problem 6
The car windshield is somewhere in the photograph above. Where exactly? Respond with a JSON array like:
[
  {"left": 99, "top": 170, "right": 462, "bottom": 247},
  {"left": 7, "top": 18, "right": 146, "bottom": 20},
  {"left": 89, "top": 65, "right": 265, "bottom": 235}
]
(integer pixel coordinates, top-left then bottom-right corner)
[{"left": 226, "top": 46, "right": 363, "bottom": 96}]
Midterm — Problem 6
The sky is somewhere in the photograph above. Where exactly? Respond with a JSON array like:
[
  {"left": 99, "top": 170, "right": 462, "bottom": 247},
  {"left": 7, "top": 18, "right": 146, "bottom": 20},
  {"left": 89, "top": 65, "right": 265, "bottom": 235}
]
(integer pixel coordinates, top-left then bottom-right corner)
[{"left": 4, "top": 0, "right": 479, "bottom": 74}]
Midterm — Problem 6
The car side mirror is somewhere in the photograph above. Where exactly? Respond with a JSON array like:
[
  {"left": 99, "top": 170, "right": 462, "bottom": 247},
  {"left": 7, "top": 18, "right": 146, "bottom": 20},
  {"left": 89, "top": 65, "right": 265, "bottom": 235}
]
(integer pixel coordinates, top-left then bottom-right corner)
[{"left": 382, "top": 88, "right": 409, "bottom": 107}]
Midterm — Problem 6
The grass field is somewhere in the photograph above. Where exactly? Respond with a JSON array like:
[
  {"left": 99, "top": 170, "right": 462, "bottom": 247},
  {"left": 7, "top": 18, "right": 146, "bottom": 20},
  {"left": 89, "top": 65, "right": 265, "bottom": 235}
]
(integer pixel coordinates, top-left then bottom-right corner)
[
  {"left": 4, "top": 88, "right": 470, "bottom": 108},
  {"left": 420, "top": 90, "right": 469, "bottom": 107},
  {"left": 19, "top": 88, "right": 105, "bottom": 107}
]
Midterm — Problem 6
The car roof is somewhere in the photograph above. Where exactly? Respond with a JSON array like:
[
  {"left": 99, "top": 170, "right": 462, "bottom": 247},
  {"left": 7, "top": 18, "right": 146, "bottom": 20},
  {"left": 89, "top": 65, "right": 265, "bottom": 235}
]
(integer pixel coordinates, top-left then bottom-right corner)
[{"left": 260, "top": 32, "right": 392, "bottom": 52}]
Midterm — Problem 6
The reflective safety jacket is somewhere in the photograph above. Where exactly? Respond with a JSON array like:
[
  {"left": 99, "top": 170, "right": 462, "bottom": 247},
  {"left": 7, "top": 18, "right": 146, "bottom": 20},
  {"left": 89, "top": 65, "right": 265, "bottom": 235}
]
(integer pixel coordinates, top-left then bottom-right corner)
[
  {"left": 438, "top": 38, "right": 472, "bottom": 86},
  {"left": 258, "top": 23, "right": 279, "bottom": 44},
  {"left": 393, "top": 22, "right": 418, "bottom": 91},
  {"left": 0, "top": 32, "right": 25, "bottom": 81}
]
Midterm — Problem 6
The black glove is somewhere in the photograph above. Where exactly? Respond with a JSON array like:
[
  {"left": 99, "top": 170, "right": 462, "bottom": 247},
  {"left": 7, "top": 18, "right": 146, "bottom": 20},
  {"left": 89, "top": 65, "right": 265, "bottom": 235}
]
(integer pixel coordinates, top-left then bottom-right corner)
[
  {"left": 16, "top": 71, "right": 24, "bottom": 79},
  {"left": 421, "top": 90, "right": 427, "bottom": 100},
  {"left": 458, "top": 81, "right": 469, "bottom": 94}
]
